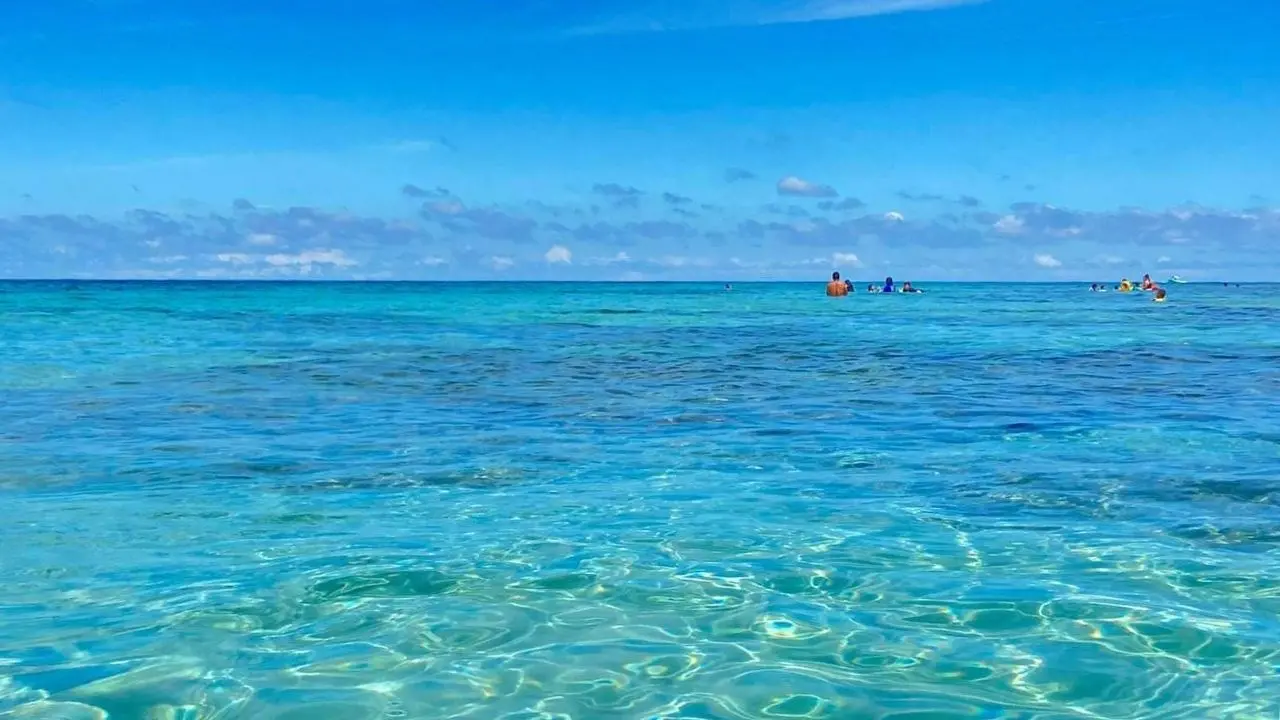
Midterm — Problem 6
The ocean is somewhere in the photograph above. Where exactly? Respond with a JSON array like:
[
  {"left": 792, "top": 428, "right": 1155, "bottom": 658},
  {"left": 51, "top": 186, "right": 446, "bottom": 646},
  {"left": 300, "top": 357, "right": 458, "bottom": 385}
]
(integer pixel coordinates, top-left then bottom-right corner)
[{"left": 1, "top": 280, "right": 1278, "bottom": 719}]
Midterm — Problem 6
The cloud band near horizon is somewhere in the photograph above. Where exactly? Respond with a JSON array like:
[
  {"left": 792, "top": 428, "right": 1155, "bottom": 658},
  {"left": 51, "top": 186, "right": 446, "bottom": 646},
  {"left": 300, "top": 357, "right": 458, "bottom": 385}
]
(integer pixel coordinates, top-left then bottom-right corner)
[{"left": 2, "top": 177, "right": 1275, "bottom": 281}]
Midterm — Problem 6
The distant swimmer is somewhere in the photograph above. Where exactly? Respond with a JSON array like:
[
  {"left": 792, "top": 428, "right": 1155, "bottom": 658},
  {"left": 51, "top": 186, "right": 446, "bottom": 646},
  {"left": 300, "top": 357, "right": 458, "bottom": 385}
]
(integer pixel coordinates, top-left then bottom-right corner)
[
  {"left": 902, "top": 281, "right": 921, "bottom": 293},
  {"left": 1153, "top": 287, "right": 1168, "bottom": 303},
  {"left": 1117, "top": 278, "right": 1134, "bottom": 292},
  {"left": 867, "top": 284, "right": 879, "bottom": 293},
  {"left": 826, "top": 271, "right": 849, "bottom": 297},
  {"left": 882, "top": 276, "right": 895, "bottom": 293},
  {"left": 1140, "top": 274, "right": 1155, "bottom": 291},
  {"left": 844, "top": 278, "right": 855, "bottom": 293}
]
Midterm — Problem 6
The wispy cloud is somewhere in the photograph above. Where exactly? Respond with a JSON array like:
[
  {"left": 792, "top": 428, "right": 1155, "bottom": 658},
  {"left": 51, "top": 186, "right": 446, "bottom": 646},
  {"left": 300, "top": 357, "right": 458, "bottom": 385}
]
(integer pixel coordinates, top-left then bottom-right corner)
[
  {"left": 777, "top": 175, "right": 838, "bottom": 198},
  {"left": 1033, "top": 253, "right": 1063, "bottom": 268},
  {"left": 768, "top": 0, "right": 987, "bottom": 24},
  {"left": 570, "top": 0, "right": 987, "bottom": 34}
]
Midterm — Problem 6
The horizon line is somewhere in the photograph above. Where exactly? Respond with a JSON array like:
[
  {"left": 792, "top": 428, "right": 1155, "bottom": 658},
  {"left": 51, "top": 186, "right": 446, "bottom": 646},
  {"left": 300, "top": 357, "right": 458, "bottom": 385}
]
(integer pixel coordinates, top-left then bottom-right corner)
[{"left": 0, "top": 278, "right": 1260, "bottom": 285}]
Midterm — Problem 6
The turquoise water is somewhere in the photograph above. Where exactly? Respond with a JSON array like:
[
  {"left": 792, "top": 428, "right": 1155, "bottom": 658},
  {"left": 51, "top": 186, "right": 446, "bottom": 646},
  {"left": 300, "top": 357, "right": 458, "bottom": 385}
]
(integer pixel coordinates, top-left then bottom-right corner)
[{"left": 2, "top": 280, "right": 1279, "bottom": 720}]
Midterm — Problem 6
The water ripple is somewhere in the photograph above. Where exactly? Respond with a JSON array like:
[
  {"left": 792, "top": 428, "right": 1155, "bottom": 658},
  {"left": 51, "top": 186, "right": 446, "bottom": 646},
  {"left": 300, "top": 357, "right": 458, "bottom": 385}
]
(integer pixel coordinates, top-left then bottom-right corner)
[{"left": 2, "top": 281, "right": 1279, "bottom": 719}]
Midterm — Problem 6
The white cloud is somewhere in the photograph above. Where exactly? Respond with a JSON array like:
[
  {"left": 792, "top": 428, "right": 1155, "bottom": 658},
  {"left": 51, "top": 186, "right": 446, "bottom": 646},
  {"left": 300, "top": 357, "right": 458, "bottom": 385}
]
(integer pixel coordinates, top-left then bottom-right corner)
[
  {"left": 993, "top": 215, "right": 1024, "bottom": 235},
  {"left": 147, "top": 255, "right": 188, "bottom": 264},
  {"left": 489, "top": 256, "right": 514, "bottom": 271},
  {"left": 883, "top": 211, "right": 905, "bottom": 223},
  {"left": 1157, "top": 255, "right": 1172, "bottom": 264},
  {"left": 732, "top": 253, "right": 862, "bottom": 271},
  {"left": 544, "top": 244, "right": 573, "bottom": 264},
  {"left": 264, "top": 249, "right": 357, "bottom": 267},
  {"left": 194, "top": 267, "right": 236, "bottom": 278},
  {"left": 419, "top": 256, "right": 447, "bottom": 266},
  {"left": 1033, "top": 253, "right": 1062, "bottom": 268},
  {"left": 213, "top": 249, "right": 357, "bottom": 271},
  {"left": 1097, "top": 254, "right": 1125, "bottom": 266},
  {"left": 777, "top": 176, "right": 838, "bottom": 198},
  {"left": 247, "top": 233, "right": 278, "bottom": 246},
  {"left": 654, "top": 255, "right": 715, "bottom": 268},
  {"left": 583, "top": 251, "right": 632, "bottom": 266}
]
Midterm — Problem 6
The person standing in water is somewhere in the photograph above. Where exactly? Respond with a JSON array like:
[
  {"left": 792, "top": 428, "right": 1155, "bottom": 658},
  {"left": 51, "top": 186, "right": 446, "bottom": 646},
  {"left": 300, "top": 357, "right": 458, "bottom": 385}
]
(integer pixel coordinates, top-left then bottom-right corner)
[
  {"left": 826, "top": 271, "right": 849, "bottom": 296},
  {"left": 882, "top": 276, "right": 895, "bottom": 293}
]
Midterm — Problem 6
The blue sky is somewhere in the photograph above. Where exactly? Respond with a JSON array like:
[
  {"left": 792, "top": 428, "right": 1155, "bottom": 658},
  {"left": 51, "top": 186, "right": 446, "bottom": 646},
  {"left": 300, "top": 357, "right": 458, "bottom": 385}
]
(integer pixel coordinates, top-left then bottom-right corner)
[{"left": 2, "top": 0, "right": 1277, "bottom": 281}]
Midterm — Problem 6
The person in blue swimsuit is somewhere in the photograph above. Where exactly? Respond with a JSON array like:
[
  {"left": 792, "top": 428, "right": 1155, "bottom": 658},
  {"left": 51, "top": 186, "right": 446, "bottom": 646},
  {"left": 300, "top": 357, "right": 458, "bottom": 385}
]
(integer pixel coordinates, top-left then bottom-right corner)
[{"left": 882, "top": 276, "right": 895, "bottom": 293}]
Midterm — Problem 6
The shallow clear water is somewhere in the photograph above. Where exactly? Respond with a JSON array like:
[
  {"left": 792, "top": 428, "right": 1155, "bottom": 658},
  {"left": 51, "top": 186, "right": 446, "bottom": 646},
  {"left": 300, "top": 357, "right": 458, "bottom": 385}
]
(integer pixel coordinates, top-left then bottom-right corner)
[{"left": 2, "top": 280, "right": 1279, "bottom": 720}]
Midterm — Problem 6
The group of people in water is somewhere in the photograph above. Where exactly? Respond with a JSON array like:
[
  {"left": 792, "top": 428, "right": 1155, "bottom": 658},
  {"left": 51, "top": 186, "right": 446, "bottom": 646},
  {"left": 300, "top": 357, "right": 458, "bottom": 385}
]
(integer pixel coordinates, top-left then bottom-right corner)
[
  {"left": 1090, "top": 273, "right": 1167, "bottom": 302},
  {"left": 825, "top": 272, "right": 921, "bottom": 297},
  {"left": 822, "top": 270, "right": 1174, "bottom": 301}
]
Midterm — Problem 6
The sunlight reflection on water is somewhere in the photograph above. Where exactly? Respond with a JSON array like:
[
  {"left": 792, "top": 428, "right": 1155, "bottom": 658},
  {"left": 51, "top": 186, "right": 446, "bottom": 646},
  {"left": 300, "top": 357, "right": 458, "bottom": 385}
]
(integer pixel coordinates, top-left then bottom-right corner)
[{"left": 2, "top": 281, "right": 1279, "bottom": 719}]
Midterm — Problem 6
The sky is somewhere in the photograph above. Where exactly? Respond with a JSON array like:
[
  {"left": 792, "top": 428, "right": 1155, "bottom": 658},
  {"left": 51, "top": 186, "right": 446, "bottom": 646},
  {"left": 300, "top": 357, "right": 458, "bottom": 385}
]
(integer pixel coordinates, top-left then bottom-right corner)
[{"left": 1, "top": 0, "right": 1278, "bottom": 281}]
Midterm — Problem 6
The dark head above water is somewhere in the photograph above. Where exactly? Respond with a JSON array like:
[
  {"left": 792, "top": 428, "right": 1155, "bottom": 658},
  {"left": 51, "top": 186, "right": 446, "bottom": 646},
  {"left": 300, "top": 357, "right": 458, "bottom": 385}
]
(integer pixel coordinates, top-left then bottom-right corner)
[{"left": 832, "top": 271, "right": 841, "bottom": 281}]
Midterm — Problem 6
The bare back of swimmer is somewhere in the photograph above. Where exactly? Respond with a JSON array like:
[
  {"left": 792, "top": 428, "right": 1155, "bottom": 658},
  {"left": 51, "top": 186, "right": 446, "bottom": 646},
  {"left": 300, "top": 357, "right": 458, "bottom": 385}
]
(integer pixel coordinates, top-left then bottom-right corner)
[{"left": 826, "top": 271, "right": 848, "bottom": 297}]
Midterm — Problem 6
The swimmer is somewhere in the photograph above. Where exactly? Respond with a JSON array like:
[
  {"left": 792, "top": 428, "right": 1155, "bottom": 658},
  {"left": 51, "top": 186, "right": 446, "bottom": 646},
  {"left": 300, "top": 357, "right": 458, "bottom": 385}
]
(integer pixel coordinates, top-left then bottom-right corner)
[
  {"left": 1140, "top": 274, "right": 1155, "bottom": 291},
  {"left": 882, "top": 276, "right": 895, "bottom": 293},
  {"left": 1154, "top": 287, "right": 1167, "bottom": 303},
  {"left": 844, "top": 278, "right": 855, "bottom": 293},
  {"left": 826, "top": 271, "right": 849, "bottom": 297},
  {"left": 1118, "top": 278, "right": 1133, "bottom": 292},
  {"left": 1090, "top": 283, "right": 1100, "bottom": 292},
  {"left": 902, "top": 281, "right": 920, "bottom": 293},
  {"left": 867, "top": 284, "right": 878, "bottom": 293}
]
